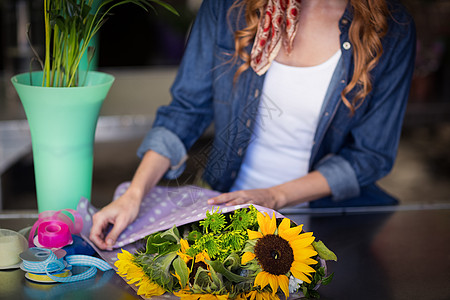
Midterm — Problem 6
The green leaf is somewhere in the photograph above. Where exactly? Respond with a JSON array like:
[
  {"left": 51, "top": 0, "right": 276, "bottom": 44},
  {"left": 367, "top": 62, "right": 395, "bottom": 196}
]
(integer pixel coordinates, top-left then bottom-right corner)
[
  {"left": 172, "top": 257, "right": 189, "bottom": 288},
  {"left": 149, "top": 0, "right": 179, "bottom": 16},
  {"left": 145, "top": 232, "right": 179, "bottom": 256},
  {"left": 146, "top": 233, "right": 167, "bottom": 254},
  {"left": 321, "top": 272, "right": 334, "bottom": 286},
  {"left": 207, "top": 259, "right": 248, "bottom": 283},
  {"left": 160, "top": 225, "right": 181, "bottom": 243},
  {"left": 223, "top": 252, "right": 241, "bottom": 271},
  {"left": 154, "top": 251, "right": 178, "bottom": 285},
  {"left": 312, "top": 240, "right": 337, "bottom": 261}
]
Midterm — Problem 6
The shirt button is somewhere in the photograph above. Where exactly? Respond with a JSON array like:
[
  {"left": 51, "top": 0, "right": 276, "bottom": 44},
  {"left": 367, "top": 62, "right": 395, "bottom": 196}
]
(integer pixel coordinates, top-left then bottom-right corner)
[
  {"left": 237, "top": 148, "right": 243, "bottom": 156},
  {"left": 231, "top": 171, "right": 237, "bottom": 179},
  {"left": 325, "top": 112, "right": 329, "bottom": 116},
  {"left": 341, "top": 79, "right": 346, "bottom": 84},
  {"left": 341, "top": 19, "right": 349, "bottom": 25},
  {"left": 254, "top": 89, "right": 260, "bottom": 98},
  {"left": 246, "top": 119, "right": 252, "bottom": 128},
  {"left": 343, "top": 42, "right": 351, "bottom": 50}
]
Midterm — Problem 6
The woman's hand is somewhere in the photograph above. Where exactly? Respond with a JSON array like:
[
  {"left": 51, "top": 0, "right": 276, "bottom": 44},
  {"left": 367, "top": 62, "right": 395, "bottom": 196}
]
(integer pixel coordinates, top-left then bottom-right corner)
[
  {"left": 207, "top": 188, "right": 285, "bottom": 210},
  {"left": 89, "top": 192, "right": 140, "bottom": 250},
  {"left": 89, "top": 150, "right": 170, "bottom": 250}
]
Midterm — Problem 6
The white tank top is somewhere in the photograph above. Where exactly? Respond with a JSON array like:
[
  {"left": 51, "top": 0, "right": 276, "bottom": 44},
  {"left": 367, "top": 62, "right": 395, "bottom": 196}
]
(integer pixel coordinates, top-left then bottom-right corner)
[{"left": 231, "top": 50, "right": 341, "bottom": 192}]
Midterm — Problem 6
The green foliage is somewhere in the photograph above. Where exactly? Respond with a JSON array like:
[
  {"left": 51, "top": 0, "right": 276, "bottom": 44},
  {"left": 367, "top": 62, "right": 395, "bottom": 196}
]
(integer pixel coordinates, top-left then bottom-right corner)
[
  {"left": 227, "top": 205, "right": 258, "bottom": 231},
  {"left": 38, "top": 0, "right": 178, "bottom": 87},
  {"left": 300, "top": 264, "right": 334, "bottom": 299},
  {"left": 312, "top": 240, "right": 338, "bottom": 261},
  {"left": 187, "top": 230, "right": 203, "bottom": 242},
  {"left": 173, "top": 257, "right": 189, "bottom": 288},
  {"left": 199, "top": 207, "right": 227, "bottom": 234},
  {"left": 145, "top": 228, "right": 180, "bottom": 258}
]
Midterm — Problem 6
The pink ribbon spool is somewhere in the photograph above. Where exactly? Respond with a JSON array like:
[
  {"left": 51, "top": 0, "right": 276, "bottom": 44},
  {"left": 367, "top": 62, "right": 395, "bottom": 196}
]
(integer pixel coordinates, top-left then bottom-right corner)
[
  {"left": 28, "top": 209, "right": 83, "bottom": 248},
  {"left": 37, "top": 221, "right": 72, "bottom": 249}
]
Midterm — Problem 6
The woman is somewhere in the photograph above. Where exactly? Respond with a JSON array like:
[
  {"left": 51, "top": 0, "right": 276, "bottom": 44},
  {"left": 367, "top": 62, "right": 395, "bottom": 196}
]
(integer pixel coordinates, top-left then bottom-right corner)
[{"left": 90, "top": 0, "right": 415, "bottom": 250}]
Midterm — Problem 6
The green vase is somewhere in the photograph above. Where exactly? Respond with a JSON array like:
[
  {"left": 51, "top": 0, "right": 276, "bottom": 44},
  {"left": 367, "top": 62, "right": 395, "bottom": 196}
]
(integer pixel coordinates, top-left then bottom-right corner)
[{"left": 11, "top": 71, "right": 114, "bottom": 212}]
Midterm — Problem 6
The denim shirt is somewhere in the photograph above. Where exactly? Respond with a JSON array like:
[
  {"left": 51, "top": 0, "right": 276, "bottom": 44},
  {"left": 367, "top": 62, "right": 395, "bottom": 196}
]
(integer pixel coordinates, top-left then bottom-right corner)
[{"left": 138, "top": 0, "right": 416, "bottom": 207}]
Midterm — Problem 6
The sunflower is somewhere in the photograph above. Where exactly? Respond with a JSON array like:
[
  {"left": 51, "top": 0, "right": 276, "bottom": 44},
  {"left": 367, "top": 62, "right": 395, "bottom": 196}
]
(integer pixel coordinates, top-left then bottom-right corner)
[
  {"left": 237, "top": 290, "right": 281, "bottom": 300},
  {"left": 115, "top": 249, "right": 165, "bottom": 297},
  {"left": 173, "top": 289, "right": 229, "bottom": 300},
  {"left": 115, "top": 249, "right": 144, "bottom": 284},
  {"left": 178, "top": 239, "right": 193, "bottom": 263},
  {"left": 135, "top": 276, "right": 165, "bottom": 297},
  {"left": 177, "top": 239, "right": 211, "bottom": 266},
  {"left": 241, "top": 212, "right": 318, "bottom": 298}
]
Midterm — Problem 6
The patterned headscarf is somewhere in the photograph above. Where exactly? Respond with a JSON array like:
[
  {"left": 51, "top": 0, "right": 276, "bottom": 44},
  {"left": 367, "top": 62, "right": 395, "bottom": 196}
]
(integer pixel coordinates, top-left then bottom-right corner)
[{"left": 250, "top": 0, "right": 302, "bottom": 75}]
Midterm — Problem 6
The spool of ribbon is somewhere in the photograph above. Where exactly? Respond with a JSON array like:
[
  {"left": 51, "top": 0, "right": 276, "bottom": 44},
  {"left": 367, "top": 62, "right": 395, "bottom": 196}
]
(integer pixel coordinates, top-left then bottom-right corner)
[
  {"left": 36, "top": 221, "right": 72, "bottom": 249},
  {"left": 28, "top": 209, "right": 83, "bottom": 248},
  {"left": 20, "top": 248, "right": 112, "bottom": 283},
  {"left": 0, "top": 229, "right": 28, "bottom": 269}
]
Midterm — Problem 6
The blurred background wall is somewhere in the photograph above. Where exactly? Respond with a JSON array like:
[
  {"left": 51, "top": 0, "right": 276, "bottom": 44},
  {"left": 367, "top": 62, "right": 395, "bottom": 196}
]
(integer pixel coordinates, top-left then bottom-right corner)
[{"left": 0, "top": 0, "right": 449, "bottom": 210}]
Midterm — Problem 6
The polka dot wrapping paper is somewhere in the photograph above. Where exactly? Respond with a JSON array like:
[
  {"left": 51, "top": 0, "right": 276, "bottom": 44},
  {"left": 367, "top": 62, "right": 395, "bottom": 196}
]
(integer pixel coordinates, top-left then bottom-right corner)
[{"left": 77, "top": 183, "right": 284, "bottom": 268}]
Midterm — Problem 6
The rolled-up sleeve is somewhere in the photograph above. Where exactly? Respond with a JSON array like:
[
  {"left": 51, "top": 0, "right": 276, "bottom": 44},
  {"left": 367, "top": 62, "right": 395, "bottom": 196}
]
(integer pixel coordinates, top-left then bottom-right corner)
[
  {"left": 137, "top": 127, "right": 187, "bottom": 179},
  {"left": 315, "top": 154, "right": 360, "bottom": 200}
]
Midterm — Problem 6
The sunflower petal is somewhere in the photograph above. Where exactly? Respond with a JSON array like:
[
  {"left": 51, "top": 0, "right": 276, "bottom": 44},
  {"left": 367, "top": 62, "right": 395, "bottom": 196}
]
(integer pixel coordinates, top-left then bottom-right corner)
[
  {"left": 278, "top": 218, "right": 301, "bottom": 241},
  {"left": 297, "top": 232, "right": 314, "bottom": 239},
  {"left": 303, "top": 257, "right": 319, "bottom": 265},
  {"left": 117, "top": 249, "right": 133, "bottom": 261},
  {"left": 241, "top": 252, "right": 256, "bottom": 265},
  {"left": 180, "top": 238, "right": 190, "bottom": 252},
  {"left": 267, "top": 212, "right": 277, "bottom": 235},
  {"left": 257, "top": 212, "right": 266, "bottom": 234},
  {"left": 247, "top": 229, "right": 263, "bottom": 240},
  {"left": 278, "top": 275, "right": 290, "bottom": 299},
  {"left": 280, "top": 225, "right": 303, "bottom": 241},
  {"left": 292, "top": 261, "right": 317, "bottom": 274},
  {"left": 291, "top": 269, "right": 313, "bottom": 284},
  {"left": 291, "top": 236, "right": 316, "bottom": 248},
  {"left": 294, "top": 246, "right": 318, "bottom": 258},
  {"left": 254, "top": 271, "right": 270, "bottom": 290},
  {"left": 278, "top": 218, "right": 291, "bottom": 235},
  {"left": 268, "top": 274, "right": 279, "bottom": 295}
]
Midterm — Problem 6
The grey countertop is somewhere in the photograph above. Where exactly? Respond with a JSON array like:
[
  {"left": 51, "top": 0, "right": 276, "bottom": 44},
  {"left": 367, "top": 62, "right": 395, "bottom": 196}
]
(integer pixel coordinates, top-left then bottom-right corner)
[{"left": 1, "top": 208, "right": 450, "bottom": 300}]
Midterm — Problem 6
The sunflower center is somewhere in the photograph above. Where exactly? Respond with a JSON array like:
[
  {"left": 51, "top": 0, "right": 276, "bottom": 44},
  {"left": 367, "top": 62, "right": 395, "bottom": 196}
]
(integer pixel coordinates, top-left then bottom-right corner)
[
  {"left": 254, "top": 234, "right": 294, "bottom": 275},
  {"left": 188, "top": 260, "right": 207, "bottom": 285}
]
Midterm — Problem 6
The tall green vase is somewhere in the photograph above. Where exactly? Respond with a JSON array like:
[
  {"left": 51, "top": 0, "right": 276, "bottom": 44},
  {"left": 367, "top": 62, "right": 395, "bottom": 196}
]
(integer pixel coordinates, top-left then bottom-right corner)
[{"left": 11, "top": 71, "right": 114, "bottom": 212}]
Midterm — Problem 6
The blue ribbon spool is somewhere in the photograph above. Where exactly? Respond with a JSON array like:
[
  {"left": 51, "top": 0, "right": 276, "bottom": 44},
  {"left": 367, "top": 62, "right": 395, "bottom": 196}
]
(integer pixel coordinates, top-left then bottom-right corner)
[{"left": 20, "top": 247, "right": 112, "bottom": 283}]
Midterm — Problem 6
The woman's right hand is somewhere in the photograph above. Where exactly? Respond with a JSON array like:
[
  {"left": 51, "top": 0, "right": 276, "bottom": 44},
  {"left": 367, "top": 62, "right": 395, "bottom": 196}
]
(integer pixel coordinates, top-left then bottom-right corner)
[
  {"left": 89, "top": 191, "right": 141, "bottom": 250},
  {"left": 89, "top": 150, "right": 171, "bottom": 250}
]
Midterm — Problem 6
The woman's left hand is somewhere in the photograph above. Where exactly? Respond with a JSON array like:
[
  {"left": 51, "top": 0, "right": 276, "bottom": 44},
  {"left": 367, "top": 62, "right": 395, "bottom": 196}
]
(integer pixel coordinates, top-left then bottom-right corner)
[{"left": 207, "top": 188, "right": 284, "bottom": 210}]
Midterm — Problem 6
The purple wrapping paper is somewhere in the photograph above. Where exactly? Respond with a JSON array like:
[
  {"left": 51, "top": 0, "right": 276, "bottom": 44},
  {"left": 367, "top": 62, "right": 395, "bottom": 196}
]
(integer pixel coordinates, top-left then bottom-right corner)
[{"left": 77, "top": 183, "right": 285, "bottom": 268}]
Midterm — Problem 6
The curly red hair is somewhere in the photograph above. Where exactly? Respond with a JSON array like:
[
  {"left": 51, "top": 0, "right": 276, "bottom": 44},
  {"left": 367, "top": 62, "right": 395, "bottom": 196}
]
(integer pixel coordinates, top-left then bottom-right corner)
[{"left": 228, "top": 0, "right": 389, "bottom": 114}]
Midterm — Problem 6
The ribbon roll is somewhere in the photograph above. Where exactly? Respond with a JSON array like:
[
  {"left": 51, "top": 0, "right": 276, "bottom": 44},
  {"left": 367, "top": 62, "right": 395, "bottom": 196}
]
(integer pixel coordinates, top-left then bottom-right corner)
[
  {"left": 0, "top": 229, "right": 28, "bottom": 269},
  {"left": 20, "top": 247, "right": 112, "bottom": 283},
  {"left": 20, "top": 248, "right": 67, "bottom": 274},
  {"left": 28, "top": 209, "right": 83, "bottom": 248},
  {"left": 37, "top": 221, "right": 72, "bottom": 249},
  {"left": 25, "top": 269, "right": 71, "bottom": 283}
]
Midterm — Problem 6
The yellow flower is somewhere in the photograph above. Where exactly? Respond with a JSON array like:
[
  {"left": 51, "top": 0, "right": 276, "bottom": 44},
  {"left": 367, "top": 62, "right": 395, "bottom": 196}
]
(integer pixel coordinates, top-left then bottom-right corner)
[
  {"left": 178, "top": 238, "right": 193, "bottom": 263},
  {"left": 135, "top": 276, "right": 165, "bottom": 298},
  {"left": 115, "top": 249, "right": 144, "bottom": 284},
  {"left": 195, "top": 250, "right": 211, "bottom": 264},
  {"left": 243, "top": 290, "right": 281, "bottom": 300},
  {"left": 242, "top": 212, "right": 318, "bottom": 298},
  {"left": 173, "top": 289, "right": 229, "bottom": 300},
  {"left": 115, "top": 249, "right": 165, "bottom": 297}
]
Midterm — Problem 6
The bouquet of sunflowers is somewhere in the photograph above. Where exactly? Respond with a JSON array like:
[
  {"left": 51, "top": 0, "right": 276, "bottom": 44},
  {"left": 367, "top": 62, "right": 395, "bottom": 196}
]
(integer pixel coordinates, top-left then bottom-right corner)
[{"left": 114, "top": 205, "right": 336, "bottom": 299}]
